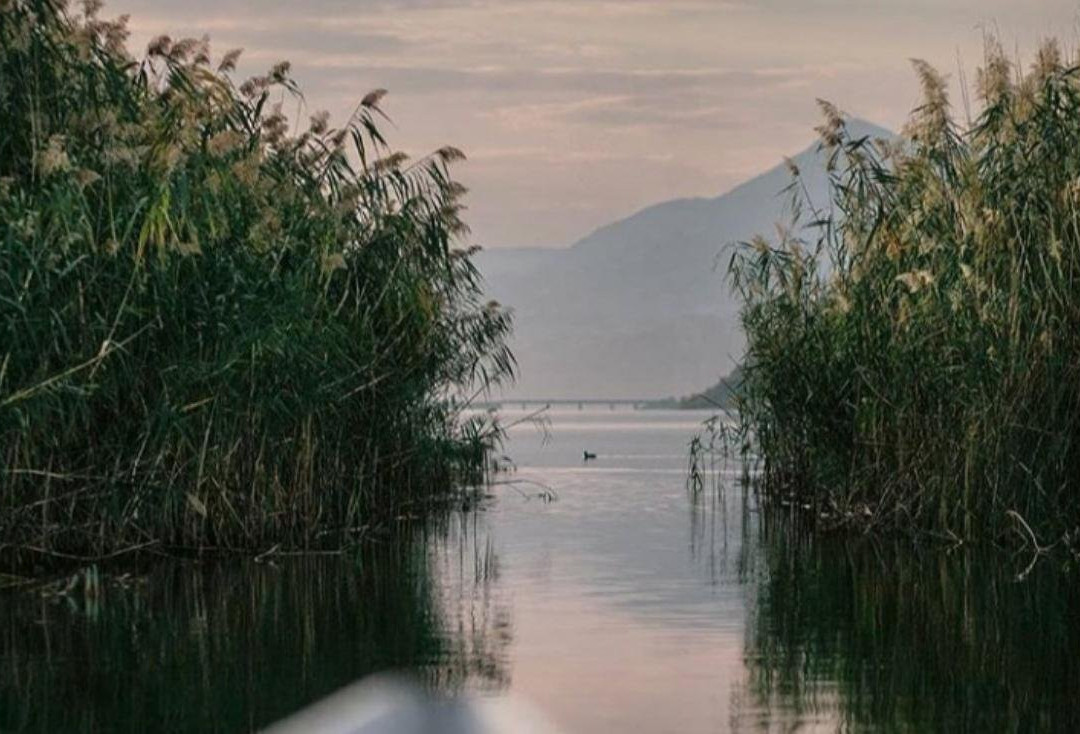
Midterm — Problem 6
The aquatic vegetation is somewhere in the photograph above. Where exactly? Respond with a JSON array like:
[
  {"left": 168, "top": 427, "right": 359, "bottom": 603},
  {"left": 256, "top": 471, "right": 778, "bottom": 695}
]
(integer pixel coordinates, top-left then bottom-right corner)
[
  {"left": 730, "top": 39, "right": 1080, "bottom": 545},
  {"left": 737, "top": 514, "right": 1080, "bottom": 731},
  {"left": 0, "top": 0, "right": 514, "bottom": 564}
]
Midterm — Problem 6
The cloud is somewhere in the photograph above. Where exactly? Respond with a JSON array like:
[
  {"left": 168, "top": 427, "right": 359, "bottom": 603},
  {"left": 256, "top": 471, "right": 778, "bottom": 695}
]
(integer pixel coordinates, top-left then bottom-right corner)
[
  {"left": 313, "top": 63, "right": 808, "bottom": 97},
  {"left": 108, "top": 0, "right": 1080, "bottom": 248},
  {"left": 220, "top": 28, "right": 407, "bottom": 57}
]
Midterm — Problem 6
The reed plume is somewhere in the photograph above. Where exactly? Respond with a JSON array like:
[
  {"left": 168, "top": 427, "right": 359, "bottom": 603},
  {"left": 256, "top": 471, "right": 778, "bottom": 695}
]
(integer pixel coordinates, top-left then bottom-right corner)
[
  {"left": 0, "top": 0, "right": 514, "bottom": 566},
  {"left": 729, "top": 37, "right": 1080, "bottom": 547}
]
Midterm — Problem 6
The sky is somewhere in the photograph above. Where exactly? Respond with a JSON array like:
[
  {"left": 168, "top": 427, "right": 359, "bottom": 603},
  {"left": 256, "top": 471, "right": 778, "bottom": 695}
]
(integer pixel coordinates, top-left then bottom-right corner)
[{"left": 107, "top": 0, "right": 1080, "bottom": 249}]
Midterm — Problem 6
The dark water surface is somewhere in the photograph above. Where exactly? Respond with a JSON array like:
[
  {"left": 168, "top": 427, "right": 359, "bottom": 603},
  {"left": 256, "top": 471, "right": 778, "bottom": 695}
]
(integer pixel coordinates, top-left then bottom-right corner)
[{"left": 2, "top": 409, "right": 1078, "bottom": 732}]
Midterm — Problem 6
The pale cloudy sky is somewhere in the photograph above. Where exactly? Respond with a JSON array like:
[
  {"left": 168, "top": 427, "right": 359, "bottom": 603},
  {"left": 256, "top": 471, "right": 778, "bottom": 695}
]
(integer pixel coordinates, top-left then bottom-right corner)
[{"left": 109, "top": 0, "right": 1079, "bottom": 248}]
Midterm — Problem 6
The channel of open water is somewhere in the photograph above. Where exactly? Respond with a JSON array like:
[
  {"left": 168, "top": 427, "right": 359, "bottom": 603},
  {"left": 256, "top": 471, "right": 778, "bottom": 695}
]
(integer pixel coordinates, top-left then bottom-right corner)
[{"left": 2, "top": 408, "right": 1078, "bottom": 732}]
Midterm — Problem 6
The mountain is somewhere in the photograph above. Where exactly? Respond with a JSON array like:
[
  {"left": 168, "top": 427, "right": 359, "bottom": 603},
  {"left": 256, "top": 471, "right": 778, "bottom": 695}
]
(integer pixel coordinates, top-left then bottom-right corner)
[
  {"left": 477, "top": 119, "right": 894, "bottom": 400},
  {"left": 645, "top": 366, "right": 744, "bottom": 411}
]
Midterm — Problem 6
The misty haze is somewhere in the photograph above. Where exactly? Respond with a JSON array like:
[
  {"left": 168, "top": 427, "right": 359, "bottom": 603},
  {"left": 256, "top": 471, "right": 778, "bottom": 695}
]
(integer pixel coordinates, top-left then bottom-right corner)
[
  {"left": 3, "top": 2, "right": 1080, "bottom": 733},
  {"left": 478, "top": 119, "right": 891, "bottom": 399}
]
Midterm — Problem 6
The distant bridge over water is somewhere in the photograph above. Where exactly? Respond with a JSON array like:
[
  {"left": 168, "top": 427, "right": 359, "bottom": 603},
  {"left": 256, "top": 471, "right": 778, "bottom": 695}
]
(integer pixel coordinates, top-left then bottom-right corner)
[{"left": 477, "top": 398, "right": 655, "bottom": 411}]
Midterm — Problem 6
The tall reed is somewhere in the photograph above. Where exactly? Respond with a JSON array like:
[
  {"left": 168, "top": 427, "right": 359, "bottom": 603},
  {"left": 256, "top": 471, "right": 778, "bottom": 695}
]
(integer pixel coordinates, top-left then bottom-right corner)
[
  {"left": 730, "top": 39, "right": 1080, "bottom": 546},
  {"left": 0, "top": 0, "right": 514, "bottom": 564}
]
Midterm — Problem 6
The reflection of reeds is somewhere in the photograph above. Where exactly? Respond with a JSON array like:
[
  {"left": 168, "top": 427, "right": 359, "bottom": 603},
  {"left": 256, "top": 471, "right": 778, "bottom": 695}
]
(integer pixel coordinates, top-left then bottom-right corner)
[
  {"left": 730, "top": 38, "right": 1080, "bottom": 544},
  {"left": 735, "top": 511, "right": 1080, "bottom": 731},
  {"left": 0, "top": 522, "right": 512, "bottom": 732},
  {"left": 0, "top": 1, "right": 514, "bottom": 565},
  {"left": 425, "top": 511, "right": 513, "bottom": 695}
]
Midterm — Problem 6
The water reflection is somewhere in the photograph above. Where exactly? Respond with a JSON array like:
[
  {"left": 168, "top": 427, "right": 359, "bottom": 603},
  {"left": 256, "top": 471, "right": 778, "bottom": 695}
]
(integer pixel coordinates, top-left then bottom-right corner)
[
  {"left": 736, "top": 512, "right": 1080, "bottom": 731},
  {"left": 0, "top": 517, "right": 509, "bottom": 733},
  {"left": 3, "top": 410, "right": 1079, "bottom": 732}
]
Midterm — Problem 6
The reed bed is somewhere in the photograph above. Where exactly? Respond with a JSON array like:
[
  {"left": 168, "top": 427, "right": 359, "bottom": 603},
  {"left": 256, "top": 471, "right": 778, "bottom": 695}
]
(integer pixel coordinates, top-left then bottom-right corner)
[
  {"left": 0, "top": 0, "right": 514, "bottom": 565},
  {"left": 730, "top": 40, "right": 1080, "bottom": 546}
]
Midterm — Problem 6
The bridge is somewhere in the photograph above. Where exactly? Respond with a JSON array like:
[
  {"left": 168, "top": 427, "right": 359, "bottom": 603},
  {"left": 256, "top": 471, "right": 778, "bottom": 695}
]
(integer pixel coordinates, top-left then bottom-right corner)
[{"left": 476, "top": 398, "right": 656, "bottom": 411}]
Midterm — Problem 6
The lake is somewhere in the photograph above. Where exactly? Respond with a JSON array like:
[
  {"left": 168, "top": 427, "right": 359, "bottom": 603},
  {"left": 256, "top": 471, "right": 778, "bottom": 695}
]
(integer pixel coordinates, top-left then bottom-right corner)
[{"left": 2, "top": 408, "right": 1078, "bottom": 732}]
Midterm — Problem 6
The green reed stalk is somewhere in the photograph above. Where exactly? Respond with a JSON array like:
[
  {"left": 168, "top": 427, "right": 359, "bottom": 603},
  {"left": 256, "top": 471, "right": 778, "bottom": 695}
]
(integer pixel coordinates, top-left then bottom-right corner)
[
  {"left": 730, "top": 39, "right": 1080, "bottom": 547},
  {"left": 0, "top": 0, "right": 514, "bottom": 565}
]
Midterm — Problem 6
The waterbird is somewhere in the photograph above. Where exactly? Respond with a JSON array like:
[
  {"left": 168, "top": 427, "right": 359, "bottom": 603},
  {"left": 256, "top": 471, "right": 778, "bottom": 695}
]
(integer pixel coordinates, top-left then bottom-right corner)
[{"left": 583, "top": 451, "right": 597, "bottom": 461}]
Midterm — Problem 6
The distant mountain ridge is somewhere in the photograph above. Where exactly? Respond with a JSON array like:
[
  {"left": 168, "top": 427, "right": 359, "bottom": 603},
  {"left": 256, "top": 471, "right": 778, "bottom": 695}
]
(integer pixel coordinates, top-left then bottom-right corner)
[{"left": 477, "top": 119, "right": 894, "bottom": 400}]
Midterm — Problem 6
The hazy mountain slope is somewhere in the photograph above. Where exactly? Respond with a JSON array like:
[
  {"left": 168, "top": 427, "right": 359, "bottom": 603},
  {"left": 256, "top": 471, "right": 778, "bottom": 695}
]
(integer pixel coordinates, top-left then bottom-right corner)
[{"left": 477, "top": 120, "right": 893, "bottom": 400}]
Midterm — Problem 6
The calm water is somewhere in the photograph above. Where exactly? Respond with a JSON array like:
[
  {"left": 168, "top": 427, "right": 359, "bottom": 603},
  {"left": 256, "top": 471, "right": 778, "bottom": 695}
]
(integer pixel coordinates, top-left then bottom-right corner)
[{"left": 2, "top": 409, "right": 1079, "bottom": 732}]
